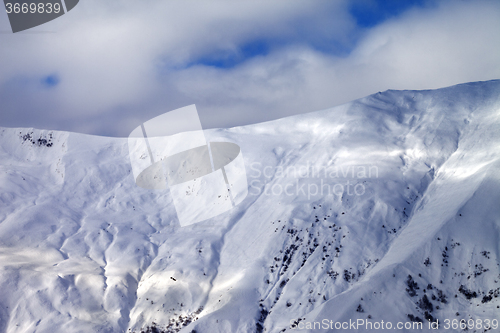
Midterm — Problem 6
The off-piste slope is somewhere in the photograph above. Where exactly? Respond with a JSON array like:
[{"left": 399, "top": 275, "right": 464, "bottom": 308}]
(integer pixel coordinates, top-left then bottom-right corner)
[{"left": 0, "top": 80, "right": 499, "bottom": 333}]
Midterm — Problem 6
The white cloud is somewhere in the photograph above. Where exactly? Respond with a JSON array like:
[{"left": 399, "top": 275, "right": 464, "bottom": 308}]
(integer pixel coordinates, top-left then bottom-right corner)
[
  {"left": 161, "top": 0, "right": 500, "bottom": 130},
  {"left": 0, "top": 0, "right": 498, "bottom": 136}
]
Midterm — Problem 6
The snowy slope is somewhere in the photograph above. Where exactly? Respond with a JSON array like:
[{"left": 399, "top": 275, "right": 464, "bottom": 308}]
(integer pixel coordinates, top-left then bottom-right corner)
[{"left": 0, "top": 80, "right": 499, "bottom": 333}]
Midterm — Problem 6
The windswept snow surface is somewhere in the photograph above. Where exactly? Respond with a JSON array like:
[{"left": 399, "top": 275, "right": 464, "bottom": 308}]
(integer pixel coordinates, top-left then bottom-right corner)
[{"left": 0, "top": 80, "right": 499, "bottom": 333}]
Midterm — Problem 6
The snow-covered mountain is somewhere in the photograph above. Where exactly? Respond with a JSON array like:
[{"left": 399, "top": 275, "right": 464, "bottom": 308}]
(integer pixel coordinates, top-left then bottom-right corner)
[{"left": 0, "top": 80, "right": 499, "bottom": 333}]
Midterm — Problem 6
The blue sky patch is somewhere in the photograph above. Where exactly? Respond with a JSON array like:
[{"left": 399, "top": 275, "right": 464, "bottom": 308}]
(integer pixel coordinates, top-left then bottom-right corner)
[
  {"left": 185, "top": 35, "right": 352, "bottom": 70},
  {"left": 184, "top": 1, "right": 432, "bottom": 70},
  {"left": 189, "top": 39, "right": 271, "bottom": 69},
  {"left": 349, "top": 0, "right": 429, "bottom": 28},
  {"left": 41, "top": 74, "right": 60, "bottom": 88}
]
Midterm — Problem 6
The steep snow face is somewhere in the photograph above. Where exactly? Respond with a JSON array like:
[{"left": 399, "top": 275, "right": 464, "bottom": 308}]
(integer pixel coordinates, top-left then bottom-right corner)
[{"left": 0, "top": 80, "right": 499, "bottom": 333}]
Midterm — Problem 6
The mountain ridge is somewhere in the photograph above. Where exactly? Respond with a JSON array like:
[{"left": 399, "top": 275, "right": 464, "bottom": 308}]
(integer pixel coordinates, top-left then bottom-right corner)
[{"left": 0, "top": 79, "right": 499, "bottom": 333}]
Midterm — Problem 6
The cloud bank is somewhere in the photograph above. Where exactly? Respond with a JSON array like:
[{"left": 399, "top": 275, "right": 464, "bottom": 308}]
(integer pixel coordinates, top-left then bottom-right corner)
[{"left": 0, "top": 0, "right": 499, "bottom": 136}]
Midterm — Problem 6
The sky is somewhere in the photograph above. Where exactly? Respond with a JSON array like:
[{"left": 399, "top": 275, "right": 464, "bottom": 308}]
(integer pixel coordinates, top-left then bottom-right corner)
[{"left": 0, "top": 0, "right": 499, "bottom": 137}]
